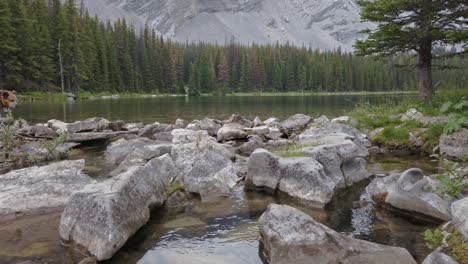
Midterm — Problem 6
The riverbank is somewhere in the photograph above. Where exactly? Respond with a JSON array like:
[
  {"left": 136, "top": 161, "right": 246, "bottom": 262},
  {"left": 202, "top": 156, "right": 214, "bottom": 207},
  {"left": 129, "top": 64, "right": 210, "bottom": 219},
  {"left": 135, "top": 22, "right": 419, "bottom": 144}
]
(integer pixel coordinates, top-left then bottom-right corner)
[
  {"left": 19, "top": 90, "right": 419, "bottom": 102},
  {"left": 349, "top": 88, "right": 468, "bottom": 155}
]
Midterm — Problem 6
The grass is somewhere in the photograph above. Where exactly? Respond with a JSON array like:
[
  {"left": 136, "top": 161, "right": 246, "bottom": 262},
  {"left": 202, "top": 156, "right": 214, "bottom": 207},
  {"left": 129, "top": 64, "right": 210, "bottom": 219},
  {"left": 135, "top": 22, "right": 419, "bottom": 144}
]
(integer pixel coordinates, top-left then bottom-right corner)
[
  {"left": 445, "top": 227, "right": 468, "bottom": 263},
  {"left": 351, "top": 87, "right": 468, "bottom": 151},
  {"left": 166, "top": 181, "right": 185, "bottom": 196}
]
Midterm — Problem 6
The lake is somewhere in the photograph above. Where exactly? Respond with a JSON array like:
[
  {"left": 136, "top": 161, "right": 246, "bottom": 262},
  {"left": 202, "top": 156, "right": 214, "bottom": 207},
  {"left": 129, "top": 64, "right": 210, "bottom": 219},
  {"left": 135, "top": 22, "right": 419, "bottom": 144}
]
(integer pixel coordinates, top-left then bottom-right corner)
[{"left": 15, "top": 94, "right": 413, "bottom": 124}]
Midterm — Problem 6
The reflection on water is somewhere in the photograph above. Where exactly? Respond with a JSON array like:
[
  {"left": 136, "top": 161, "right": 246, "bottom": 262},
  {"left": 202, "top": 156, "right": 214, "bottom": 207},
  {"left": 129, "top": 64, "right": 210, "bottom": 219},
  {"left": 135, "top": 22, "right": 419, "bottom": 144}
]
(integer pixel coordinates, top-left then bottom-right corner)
[{"left": 15, "top": 94, "right": 412, "bottom": 124}]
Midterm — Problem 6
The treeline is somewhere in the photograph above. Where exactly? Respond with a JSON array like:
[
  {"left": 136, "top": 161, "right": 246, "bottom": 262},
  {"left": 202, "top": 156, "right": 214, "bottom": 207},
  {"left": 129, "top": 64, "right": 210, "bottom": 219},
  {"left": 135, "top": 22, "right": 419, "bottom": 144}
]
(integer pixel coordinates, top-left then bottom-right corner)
[{"left": 0, "top": 0, "right": 466, "bottom": 94}]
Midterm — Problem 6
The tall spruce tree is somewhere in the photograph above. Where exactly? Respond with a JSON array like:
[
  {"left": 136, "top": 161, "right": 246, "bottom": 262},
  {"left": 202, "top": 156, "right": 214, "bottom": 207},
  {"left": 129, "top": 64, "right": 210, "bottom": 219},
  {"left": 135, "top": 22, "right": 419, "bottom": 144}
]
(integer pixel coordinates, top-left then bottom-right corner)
[{"left": 356, "top": 0, "right": 468, "bottom": 101}]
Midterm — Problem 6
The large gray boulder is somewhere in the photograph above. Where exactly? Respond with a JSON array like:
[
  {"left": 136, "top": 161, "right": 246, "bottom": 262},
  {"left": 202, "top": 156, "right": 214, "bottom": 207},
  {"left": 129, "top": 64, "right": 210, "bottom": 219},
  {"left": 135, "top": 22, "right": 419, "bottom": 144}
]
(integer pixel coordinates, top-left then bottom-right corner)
[
  {"left": 281, "top": 113, "right": 311, "bottom": 135},
  {"left": 59, "top": 156, "right": 174, "bottom": 261},
  {"left": 246, "top": 149, "right": 350, "bottom": 207},
  {"left": 105, "top": 138, "right": 172, "bottom": 164},
  {"left": 440, "top": 129, "right": 468, "bottom": 160},
  {"left": 0, "top": 160, "right": 95, "bottom": 217},
  {"left": 138, "top": 122, "right": 175, "bottom": 137},
  {"left": 67, "top": 117, "right": 110, "bottom": 133},
  {"left": 451, "top": 197, "right": 468, "bottom": 239},
  {"left": 368, "top": 168, "right": 452, "bottom": 222},
  {"left": 217, "top": 123, "right": 248, "bottom": 141},
  {"left": 47, "top": 119, "right": 68, "bottom": 132},
  {"left": 422, "top": 251, "right": 459, "bottom": 264},
  {"left": 237, "top": 135, "right": 266, "bottom": 156},
  {"left": 186, "top": 118, "right": 222, "bottom": 136},
  {"left": 259, "top": 204, "right": 417, "bottom": 264},
  {"left": 171, "top": 129, "right": 237, "bottom": 201}
]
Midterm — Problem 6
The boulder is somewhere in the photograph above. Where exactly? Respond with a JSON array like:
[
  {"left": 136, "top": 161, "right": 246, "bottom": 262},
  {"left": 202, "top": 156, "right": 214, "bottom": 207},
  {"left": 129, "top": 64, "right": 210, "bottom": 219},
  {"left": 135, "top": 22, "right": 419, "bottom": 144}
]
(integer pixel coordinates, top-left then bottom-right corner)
[
  {"left": 259, "top": 204, "right": 417, "bottom": 264},
  {"left": 252, "top": 125, "right": 270, "bottom": 137},
  {"left": 171, "top": 129, "right": 237, "bottom": 201},
  {"left": 186, "top": 118, "right": 222, "bottom": 136},
  {"left": 278, "top": 157, "right": 334, "bottom": 207},
  {"left": 313, "top": 115, "right": 330, "bottom": 125},
  {"left": 59, "top": 156, "right": 174, "bottom": 261},
  {"left": 440, "top": 129, "right": 468, "bottom": 160},
  {"left": 152, "top": 131, "right": 173, "bottom": 142},
  {"left": 422, "top": 251, "right": 459, "bottom": 264},
  {"left": 281, "top": 113, "right": 311, "bottom": 135},
  {"left": 451, "top": 197, "right": 468, "bottom": 239},
  {"left": 266, "top": 127, "right": 283, "bottom": 140},
  {"left": 105, "top": 138, "right": 172, "bottom": 164},
  {"left": 138, "top": 122, "right": 175, "bottom": 137},
  {"left": 253, "top": 116, "right": 263, "bottom": 127},
  {"left": 108, "top": 150, "right": 146, "bottom": 177},
  {"left": 0, "top": 160, "right": 95, "bottom": 217},
  {"left": 122, "top": 122, "right": 144, "bottom": 132},
  {"left": 264, "top": 117, "right": 280, "bottom": 125},
  {"left": 224, "top": 114, "right": 253, "bottom": 128},
  {"left": 47, "top": 119, "right": 68, "bottom": 132},
  {"left": 107, "top": 120, "right": 125, "bottom": 131},
  {"left": 67, "top": 117, "right": 110, "bottom": 133},
  {"left": 67, "top": 131, "right": 136, "bottom": 143},
  {"left": 297, "top": 122, "right": 370, "bottom": 148},
  {"left": 175, "top": 118, "right": 189, "bottom": 129},
  {"left": 17, "top": 125, "right": 58, "bottom": 139},
  {"left": 246, "top": 149, "right": 282, "bottom": 191},
  {"left": 401, "top": 108, "right": 424, "bottom": 123},
  {"left": 217, "top": 123, "right": 248, "bottom": 141},
  {"left": 237, "top": 135, "right": 266, "bottom": 156},
  {"left": 368, "top": 168, "right": 452, "bottom": 222},
  {"left": 331, "top": 116, "right": 349, "bottom": 123}
]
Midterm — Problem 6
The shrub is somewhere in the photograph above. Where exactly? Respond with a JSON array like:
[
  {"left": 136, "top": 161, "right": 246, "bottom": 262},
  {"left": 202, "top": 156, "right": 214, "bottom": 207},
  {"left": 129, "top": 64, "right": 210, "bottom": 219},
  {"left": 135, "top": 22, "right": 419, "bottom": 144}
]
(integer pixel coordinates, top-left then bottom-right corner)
[{"left": 424, "top": 229, "right": 444, "bottom": 249}]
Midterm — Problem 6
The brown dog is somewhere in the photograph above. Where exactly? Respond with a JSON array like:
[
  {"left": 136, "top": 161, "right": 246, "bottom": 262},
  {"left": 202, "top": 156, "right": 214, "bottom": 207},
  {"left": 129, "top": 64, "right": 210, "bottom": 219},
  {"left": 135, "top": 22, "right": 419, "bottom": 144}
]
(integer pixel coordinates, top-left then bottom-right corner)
[{"left": 0, "top": 90, "right": 18, "bottom": 111}]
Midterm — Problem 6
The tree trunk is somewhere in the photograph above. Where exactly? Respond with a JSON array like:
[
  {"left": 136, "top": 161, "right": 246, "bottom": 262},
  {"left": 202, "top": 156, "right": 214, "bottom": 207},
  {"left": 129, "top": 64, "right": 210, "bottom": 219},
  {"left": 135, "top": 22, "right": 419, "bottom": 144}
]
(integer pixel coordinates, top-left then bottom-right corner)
[{"left": 418, "top": 39, "right": 432, "bottom": 102}]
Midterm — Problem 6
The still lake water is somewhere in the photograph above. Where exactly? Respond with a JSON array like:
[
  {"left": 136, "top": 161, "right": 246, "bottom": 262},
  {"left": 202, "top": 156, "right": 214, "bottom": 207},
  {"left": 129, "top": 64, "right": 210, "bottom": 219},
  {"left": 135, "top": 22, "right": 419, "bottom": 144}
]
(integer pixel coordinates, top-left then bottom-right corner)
[{"left": 15, "top": 94, "right": 412, "bottom": 124}]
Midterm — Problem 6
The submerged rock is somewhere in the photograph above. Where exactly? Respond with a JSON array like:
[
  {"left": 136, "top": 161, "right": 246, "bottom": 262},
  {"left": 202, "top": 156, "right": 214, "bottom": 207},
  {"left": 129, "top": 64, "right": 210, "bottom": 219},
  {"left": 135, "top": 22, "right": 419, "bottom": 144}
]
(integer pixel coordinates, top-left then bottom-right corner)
[
  {"left": 171, "top": 129, "right": 237, "bottom": 201},
  {"left": 259, "top": 204, "right": 416, "bottom": 264},
  {"left": 0, "top": 160, "right": 95, "bottom": 217},
  {"left": 440, "top": 129, "right": 468, "bottom": 160},
  {"left": 59, "top": 156, "right": 173, "bottom": 261},
  {"left": 368, "top": 168, "right": 452, "bottom": 222},
  {"left": 451, "top": 197, "right": 468, "bottom": 239}
]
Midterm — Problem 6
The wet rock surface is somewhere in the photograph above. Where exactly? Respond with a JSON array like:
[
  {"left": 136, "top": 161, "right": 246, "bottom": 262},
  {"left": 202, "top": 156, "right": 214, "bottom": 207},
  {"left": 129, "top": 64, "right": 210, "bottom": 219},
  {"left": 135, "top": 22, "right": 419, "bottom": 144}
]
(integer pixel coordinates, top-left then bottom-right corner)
[
  {"left": 367, "top": 168, "right": 452, "bottom": 222},
  {"left": 0, "top": 160, "right": 95, "bottom": 217},
  {"left": 259, "top": 204, "right": 417, "bottom": 264}
]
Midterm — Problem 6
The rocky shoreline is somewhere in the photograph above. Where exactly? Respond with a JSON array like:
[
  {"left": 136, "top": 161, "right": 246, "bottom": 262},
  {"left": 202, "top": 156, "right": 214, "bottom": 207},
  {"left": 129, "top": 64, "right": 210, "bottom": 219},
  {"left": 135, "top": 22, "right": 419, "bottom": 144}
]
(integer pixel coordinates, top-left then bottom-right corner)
[{"left": 0, "top": 113, "right": 466, "bottom": 263}]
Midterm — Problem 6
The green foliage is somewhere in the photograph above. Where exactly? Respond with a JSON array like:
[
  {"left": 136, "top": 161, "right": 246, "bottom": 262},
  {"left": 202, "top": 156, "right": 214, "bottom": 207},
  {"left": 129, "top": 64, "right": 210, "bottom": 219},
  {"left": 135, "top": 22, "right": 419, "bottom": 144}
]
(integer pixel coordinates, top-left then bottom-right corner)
[
  {"left": 424, "top": 229, "right": 444, "bottom": 249},
  {"left": 39, "top": 131, "right": 69, "bottom": 161},
  {"left": 446, "top": 228, "right": 468, "bottom": 263},
  {"left": 166, "top": 181, "right": 185, "bottom": 196},
  {"left": 0, "top": 0, "right": 467, "bottom": 94},
  {"left": 431, "top": 152, "right": 467, "bottom": 199},
  {"left": 0, "top": 112, "right": 17, "bottom": 151},
  {"left": 444, "top": 114, "right": 468, "bottom": 134}
]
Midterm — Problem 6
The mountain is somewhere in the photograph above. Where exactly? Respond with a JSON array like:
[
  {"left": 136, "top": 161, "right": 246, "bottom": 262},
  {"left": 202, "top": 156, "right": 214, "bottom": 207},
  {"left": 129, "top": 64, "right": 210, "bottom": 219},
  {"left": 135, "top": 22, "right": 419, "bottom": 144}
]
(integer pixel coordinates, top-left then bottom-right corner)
[{"left": 82, "top": 0, "right": 375, "bottom": 50}]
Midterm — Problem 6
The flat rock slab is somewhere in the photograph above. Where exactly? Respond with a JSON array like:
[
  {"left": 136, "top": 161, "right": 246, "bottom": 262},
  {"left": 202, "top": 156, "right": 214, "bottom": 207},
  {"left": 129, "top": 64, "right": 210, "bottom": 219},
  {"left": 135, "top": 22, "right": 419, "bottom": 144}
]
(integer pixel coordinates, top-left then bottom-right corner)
[
  {"left": 0, "top": 160, "right": 95, "bottom": 217},
  {"left": 259, "top": 204, "right": 417, "bottom": 264},
  {"left": 68, "top": 131, "right": 137, "bottom": 143}
]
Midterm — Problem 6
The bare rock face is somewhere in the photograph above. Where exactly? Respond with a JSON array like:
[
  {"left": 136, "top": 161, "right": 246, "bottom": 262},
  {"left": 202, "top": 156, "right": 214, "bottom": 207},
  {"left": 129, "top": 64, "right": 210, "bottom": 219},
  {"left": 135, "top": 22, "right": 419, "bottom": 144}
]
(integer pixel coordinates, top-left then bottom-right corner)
[
  {"left": 105, "top": 138, "right": 172, "bottom": 164},
  {"left": 440, "top": 129, "right": 468, "bottom": 160},
  {"left": 0, "top": 160, "right": 95, "bottom": 217},
  {"left": 259, "top": 204, "right": 417, "bottom": 264},
  {"left": 59, "top": 156, "right": 174, "bottom": 261},
  {"left": 367, "top": 168, "right": 452, "bottom": 222},
  {"left": 171, "top": 129, "right": 237, "bottom": 201},
  {"left": 451, "top": 197, "right": 468, "bottom": 240},
  {"left": 17, "top": 125, "right": 58, "bottom": 139}
]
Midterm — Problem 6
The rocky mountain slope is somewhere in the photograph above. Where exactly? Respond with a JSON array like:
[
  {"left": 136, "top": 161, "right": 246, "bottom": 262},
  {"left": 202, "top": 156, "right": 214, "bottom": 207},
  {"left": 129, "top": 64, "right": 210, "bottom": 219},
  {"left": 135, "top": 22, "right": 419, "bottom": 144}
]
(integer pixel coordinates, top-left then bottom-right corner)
[{"left": 82, "top": 0, "right": 375, "bottom": 50}]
